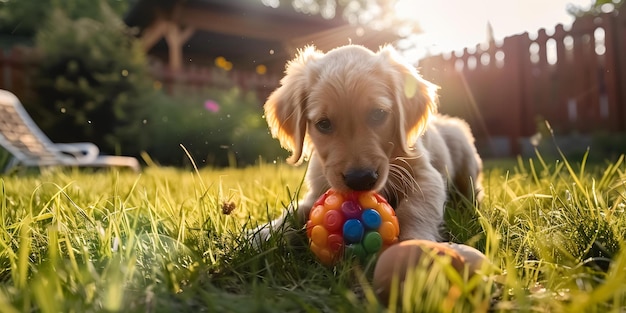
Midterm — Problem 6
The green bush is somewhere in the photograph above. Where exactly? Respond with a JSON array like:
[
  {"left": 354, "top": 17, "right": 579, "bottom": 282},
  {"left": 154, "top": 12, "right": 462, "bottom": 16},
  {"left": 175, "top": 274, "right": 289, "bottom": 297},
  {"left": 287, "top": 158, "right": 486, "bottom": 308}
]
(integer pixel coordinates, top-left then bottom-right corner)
[
  {"left": 0, "top": 146, "right": 10, "bottom": 171},
  {"left": 144, "top": 88, "right": 288, "bottom": 167},
  {"left": 589, "top": 131, "right": 626, "bottom": 162},
  {"left": 28, "top": 3, "right": 154, "bottom": 157}
]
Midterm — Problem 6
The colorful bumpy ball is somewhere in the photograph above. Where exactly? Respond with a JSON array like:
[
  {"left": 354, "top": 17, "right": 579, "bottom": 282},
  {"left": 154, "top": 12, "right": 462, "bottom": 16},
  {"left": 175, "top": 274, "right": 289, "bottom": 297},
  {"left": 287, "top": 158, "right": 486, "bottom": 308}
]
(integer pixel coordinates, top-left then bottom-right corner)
[{"left": 306, "top": 189, "right": 400, "bottom": 265}]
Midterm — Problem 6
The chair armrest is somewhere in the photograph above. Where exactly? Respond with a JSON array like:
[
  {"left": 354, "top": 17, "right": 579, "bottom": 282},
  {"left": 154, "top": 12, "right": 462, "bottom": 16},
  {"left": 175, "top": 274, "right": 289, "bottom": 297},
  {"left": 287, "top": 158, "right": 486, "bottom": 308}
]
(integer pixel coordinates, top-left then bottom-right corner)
[{"left": 53, "top": 142, "right": 100, "bottom": 162}]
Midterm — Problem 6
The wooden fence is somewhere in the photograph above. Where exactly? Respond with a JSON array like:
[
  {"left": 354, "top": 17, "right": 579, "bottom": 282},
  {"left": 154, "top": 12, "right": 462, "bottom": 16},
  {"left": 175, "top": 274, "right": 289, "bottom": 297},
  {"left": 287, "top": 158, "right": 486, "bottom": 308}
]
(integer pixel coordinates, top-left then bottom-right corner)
[
  {"left": 0, "top": 46, "right": 36, "bottom": 102},
  {"left": 419, "top": 10, "right": 626, "bottom": 156},
  {"left": 0, "top": 46, "right": 280, "bottom": 104},
  {"left": 146, "top": 59, "right": 281, "bottom": 100}
]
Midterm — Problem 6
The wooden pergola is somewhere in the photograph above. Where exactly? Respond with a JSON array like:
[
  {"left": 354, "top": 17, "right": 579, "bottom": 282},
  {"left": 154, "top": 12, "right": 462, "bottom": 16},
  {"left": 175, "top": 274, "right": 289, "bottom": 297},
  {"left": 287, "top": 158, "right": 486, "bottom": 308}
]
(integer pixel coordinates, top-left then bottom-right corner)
[{"left": 124, "top": 0, "right": 403, "bottom": 73}]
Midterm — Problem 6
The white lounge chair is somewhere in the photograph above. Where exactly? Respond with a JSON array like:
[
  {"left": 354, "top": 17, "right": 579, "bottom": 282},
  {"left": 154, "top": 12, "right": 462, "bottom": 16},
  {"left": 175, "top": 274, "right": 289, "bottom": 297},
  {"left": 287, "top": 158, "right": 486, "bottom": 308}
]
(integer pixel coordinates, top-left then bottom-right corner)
[{"left": 0, "top": 89, "right": 140, "bottom": 173}]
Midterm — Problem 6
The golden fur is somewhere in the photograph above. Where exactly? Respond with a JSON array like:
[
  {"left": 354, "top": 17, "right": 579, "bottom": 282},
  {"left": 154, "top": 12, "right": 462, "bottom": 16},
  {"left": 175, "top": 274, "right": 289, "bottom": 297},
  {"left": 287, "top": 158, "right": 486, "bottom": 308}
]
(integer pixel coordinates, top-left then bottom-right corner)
[{"left": 256, "top": 44, "right": 482, "bottom": 242}]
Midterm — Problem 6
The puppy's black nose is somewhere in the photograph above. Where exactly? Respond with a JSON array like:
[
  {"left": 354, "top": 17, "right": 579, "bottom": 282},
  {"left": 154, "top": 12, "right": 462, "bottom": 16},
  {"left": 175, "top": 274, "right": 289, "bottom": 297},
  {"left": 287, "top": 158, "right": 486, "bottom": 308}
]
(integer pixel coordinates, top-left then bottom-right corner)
[{"left": 343, "top": 169, "right": 378, "bottom": 191}]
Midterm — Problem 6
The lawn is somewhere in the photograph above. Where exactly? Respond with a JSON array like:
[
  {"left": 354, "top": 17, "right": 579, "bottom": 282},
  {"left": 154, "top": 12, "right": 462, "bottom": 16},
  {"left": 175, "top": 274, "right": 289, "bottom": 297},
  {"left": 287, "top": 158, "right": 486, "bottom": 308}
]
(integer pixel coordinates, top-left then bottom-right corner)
[{"left": 0, "top": 152, "right": 625, "bottom": 312}]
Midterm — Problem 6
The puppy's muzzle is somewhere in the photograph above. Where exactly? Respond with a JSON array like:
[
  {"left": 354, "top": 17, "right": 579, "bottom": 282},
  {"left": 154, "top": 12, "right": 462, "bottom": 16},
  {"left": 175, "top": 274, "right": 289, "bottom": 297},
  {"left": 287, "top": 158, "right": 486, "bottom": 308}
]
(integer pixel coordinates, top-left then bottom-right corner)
[{"left": 343, "top": 168, "right": 379, "bottom": 191}]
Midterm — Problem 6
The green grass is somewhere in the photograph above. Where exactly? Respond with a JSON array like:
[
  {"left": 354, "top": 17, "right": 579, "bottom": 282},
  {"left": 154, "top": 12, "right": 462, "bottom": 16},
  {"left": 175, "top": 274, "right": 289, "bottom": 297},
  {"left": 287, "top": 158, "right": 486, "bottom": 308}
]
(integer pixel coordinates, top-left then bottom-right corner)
[{"left": 0, "top": 152, "right": 625, "bottom": 312}]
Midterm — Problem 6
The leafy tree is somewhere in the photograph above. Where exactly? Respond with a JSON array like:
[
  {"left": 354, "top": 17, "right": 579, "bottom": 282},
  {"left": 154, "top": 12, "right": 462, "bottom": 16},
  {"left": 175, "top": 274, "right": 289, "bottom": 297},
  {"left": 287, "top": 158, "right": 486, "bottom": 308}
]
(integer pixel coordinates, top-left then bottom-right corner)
[
  {"left": 29, "top": 1, "right": 154, "bottom": 156},
  {"left": 0, "top": 0, "right": 128, "bottom": 38},
  {"left": 567, "top": 0, "right": 623, "bottom": 16},
  {"left": 269, "top": 0, "right": 420, "bottom": 34},
  {"left": 0, "top": 0, "right": 50, "bottom": 38}
]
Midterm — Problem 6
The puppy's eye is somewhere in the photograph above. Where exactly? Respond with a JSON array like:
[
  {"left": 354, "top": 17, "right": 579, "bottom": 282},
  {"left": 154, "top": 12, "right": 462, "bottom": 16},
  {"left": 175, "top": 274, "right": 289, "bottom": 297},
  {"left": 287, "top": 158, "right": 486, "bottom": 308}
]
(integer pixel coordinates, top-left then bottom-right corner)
[
  {"left": 368, "top": 109, "right": 388, "bottom": 126},
  {"left": 315, "top": 118, "right": 333, "bottom": 134}
]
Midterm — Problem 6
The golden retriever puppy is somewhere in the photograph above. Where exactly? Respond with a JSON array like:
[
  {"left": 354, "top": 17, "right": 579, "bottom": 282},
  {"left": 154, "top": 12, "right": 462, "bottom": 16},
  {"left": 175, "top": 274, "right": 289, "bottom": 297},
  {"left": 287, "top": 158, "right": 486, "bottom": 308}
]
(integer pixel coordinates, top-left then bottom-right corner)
[{"left": 254, "top": 44, "right": 482, "bottom": 243}]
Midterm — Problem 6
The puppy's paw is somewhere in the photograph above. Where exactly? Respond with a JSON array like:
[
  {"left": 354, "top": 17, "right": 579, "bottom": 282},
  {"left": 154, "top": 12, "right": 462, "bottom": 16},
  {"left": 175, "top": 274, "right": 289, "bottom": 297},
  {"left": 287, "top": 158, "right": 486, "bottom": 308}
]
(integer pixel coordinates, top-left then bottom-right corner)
[
  {"left": 247, "top": 223, "right": 273, "bottom": 250},
  {"left": 247, "top": 220, "right": 307, "bottom": 251},
  {"left": 246, "top": 202, "right": 310, "bottom": 250}
]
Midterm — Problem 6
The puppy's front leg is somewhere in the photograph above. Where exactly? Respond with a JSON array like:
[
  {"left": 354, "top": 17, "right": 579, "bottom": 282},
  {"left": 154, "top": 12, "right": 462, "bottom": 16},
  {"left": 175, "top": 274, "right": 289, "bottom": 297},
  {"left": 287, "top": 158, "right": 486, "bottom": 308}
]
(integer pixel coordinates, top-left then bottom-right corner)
[
  {"left": 250, "top": 191, "right": 317, "bottom": 247},
  {"left": 250, "top": 156, "right": 329, "bottom": 247},
  {"left": 394, "top": 164, "right": 447, "bottom": 242}
]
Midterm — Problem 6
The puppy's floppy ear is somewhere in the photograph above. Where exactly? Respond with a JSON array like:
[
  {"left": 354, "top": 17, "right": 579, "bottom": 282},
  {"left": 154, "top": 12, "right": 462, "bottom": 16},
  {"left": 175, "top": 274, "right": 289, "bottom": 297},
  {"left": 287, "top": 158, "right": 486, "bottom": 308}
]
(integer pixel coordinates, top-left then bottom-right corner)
[
  {"left": 264, "top": 46, "right": 322, "bottom": 164},
  {"left": 378, "top": 45, "right": 439, "bottom": 154}
]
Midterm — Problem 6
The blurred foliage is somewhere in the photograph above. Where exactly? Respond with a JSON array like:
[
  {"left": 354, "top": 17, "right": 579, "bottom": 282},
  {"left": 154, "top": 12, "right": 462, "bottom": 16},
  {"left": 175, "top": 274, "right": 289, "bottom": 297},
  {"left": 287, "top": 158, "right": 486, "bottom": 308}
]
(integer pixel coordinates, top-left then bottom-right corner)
[
  {"left": 144, "top": 87, "right": 288, "bottom": 167},
  {"left": 23, "top": 0, "right": 286, "bottom": 167},
  {"left": 588, "top": 132, "right": 626, "bottom": 162},
  {"left": 0, "top": 0, "right": 128, "bottom": 38},
  {"left": 567, "top": 0, "right": 623, "bottom": 16},
  {"left": 29, "top": 2, "right": 153, "bottom": 157}
]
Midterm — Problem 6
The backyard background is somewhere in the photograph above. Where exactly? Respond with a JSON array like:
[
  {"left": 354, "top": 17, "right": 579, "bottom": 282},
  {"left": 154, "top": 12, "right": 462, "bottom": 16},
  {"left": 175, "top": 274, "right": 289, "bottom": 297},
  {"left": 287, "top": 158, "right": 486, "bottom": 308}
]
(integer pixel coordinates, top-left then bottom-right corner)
[{"left": 1, "top": 0, "right": 625, "bottom": 169}]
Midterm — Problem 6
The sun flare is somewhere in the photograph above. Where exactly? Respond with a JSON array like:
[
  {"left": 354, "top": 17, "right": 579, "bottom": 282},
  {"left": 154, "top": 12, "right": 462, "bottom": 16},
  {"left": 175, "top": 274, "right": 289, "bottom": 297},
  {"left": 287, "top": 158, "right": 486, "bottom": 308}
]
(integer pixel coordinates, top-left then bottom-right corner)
[
  {"left": 394, "top": 0, "right": 494, "bottom": 54},
  {"left": 394, "top": 0, "right": 593, "bottom": 60}
]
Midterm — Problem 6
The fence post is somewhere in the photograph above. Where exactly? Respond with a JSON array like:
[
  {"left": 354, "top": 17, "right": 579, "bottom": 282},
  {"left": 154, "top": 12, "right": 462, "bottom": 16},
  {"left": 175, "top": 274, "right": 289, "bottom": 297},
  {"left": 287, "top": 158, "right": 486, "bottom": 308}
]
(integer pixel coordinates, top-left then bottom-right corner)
[
  {"left": 600, "top": 12, "right": 623, "bottom": 131},
  {"left": 502, "top": 34, "right": 531, "bottom": 156}
]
